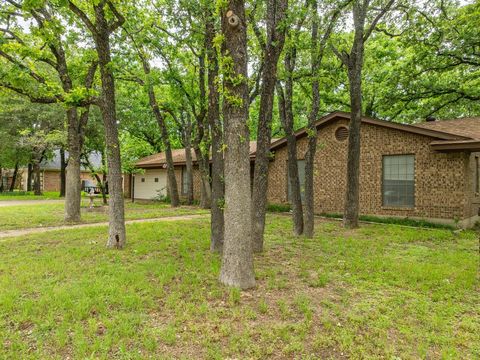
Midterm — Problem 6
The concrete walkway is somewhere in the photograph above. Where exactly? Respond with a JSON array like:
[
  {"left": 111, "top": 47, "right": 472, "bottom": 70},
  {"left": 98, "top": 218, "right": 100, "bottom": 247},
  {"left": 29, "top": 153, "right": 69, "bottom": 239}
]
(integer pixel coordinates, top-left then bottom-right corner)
[
  {"left": 0, "top": 199, "right": 64, "bottom": 207},
  {"left": 0, "top": 214, "right": 209, "bottom": 239}
]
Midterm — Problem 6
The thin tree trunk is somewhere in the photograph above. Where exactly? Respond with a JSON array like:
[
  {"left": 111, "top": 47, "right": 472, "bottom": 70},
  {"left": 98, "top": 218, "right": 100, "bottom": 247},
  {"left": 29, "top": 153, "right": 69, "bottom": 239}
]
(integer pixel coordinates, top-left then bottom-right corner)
[
  {"left": 9, "top": 162, "right": 19, "bottom": 192},
  {"left": 184, "top": 145, "right": 194, "bottom": 204},
  {"left": 0, "top": 167, "right": 3, "bottom": 192},
  {"left": 93, "top": 4, "right": 126, "bottom": 248},
  {"left": 140, "top": 56, "right": 180, "bottom": 207},
  {"left": 59, "top": 148, "right": 66, "bottom": 197},
  {"left": 251, "top": 0, "right": 288, "bottom": 252},
  {"left": 194, "top": 146, "right": 211, "bottom": 208},
  {"left": 278, "top": 51, "right": 303, "bottom": 236},
  {"left": 33, "top": 161, "right": 42, "bottom": 196},
  {"left": 219, "top": 0, "right": 255, "bottom": 289},
  {"left": 27, "top": 163, "right": 33, "bottom": 191},
  {"left": 206, "top": 9, "right": 225, "bottom": 253}
]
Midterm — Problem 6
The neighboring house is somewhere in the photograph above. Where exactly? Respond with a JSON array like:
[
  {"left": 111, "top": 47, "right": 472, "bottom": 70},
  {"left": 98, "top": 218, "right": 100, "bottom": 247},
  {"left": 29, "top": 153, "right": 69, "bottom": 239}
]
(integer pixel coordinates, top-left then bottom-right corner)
[
  {"left": 133, "top": 142, "right": 261, "bottom": 201},
  {"left": 4, "top": 150, "right": 118, "bottom": 193},
  {"left": 17, "top": 150, "right": 102, "bottom": 192},
  {"left": 134, "top": 111, "right": 480, "bottom": 228}
]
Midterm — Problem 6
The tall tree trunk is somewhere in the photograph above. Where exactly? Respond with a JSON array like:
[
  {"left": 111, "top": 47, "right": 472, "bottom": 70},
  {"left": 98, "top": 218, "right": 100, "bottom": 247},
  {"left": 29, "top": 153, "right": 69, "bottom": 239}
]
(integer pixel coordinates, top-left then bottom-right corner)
[
  {"left": 343, "top": 3, "right": 366, "bottom": 229},
  {"left": 94, "top": 4, "right": 126, "bottom": 248},
  {"left": 33, "top": 160, "right": 42, "bottom": 196},
  {"left": 304, "top": 0, "right": 320, "bottom": 238},
  {"left": 64, "top": 109, "right": 83, "bottom": 222},
  {"left": 278, "top": 51, "right": 303, "bottom": 235},
  {"left": 9, "top": 162, "right": 19, "bottom": 192},
  {"left": 219, "top": 0, "right": 255, "bottom": 289},
  {"left": 251, "top": 0, "right": 288, "bottom": 253},
  {"left": 0, "top": 167, "right": 3, "bottom": 192},
  {"left": 27, "top": 163, "right": 33, "bottom": 191},
  {"left": 59, "top": 148, "right": 66, "bottom": 197},
  {"left": 206, "top": 9, "right": 225, "bottom": 253}
]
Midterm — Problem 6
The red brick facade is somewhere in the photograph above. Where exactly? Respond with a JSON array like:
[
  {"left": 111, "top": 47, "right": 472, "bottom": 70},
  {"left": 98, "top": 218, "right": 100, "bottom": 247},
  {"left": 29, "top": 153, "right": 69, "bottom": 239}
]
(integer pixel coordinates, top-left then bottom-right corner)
[{"left": 266, "top": 118, "right": 479, "bottom": 227}]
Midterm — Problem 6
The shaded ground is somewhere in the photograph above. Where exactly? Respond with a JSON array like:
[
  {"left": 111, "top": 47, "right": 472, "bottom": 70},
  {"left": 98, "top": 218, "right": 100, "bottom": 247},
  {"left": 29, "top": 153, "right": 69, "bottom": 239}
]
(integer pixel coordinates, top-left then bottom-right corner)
[
  {"left": 0, "top": 201, "right": 208, "bottom": 231},
  {"left": 0, "top": 213, "right": 209, "bottom": 239},
  {"left": 0, "top": 199, "right": 64, "bottom": 207},
  {"left": 0, "top": 215, "right": 478, "bottom": 359}
]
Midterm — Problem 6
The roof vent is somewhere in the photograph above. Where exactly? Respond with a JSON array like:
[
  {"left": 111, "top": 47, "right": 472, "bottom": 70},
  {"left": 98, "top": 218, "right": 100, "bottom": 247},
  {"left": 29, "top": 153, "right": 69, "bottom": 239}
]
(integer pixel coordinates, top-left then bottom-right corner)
[{"left": 426, "top": 115, "right": 436, "bottom": 122}]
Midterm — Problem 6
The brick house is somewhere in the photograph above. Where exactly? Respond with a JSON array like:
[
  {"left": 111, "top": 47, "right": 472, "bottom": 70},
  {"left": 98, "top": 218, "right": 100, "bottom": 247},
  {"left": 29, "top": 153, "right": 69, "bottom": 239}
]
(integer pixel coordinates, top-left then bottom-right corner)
[{"left": 133, "top": 111, "right": 480, "bottom": 227}]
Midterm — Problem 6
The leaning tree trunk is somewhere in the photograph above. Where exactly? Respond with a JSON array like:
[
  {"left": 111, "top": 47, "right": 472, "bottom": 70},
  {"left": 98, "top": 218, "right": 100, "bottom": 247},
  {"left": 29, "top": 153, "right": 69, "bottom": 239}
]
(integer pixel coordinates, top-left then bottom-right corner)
[
  {"left": 219, "top": 0, "right": 255, "bottom": 289},
  {"left": 206, "top": 9, "right": 225, "bottom": 253},
  {"left": 94, "top": 4, "right": 126, "bottom": 248},
  {"left": 59, "top": 148, "right": 66, "bottom": 197},
  {"left": 9, "top": 162, "right": 19, "bottom": 192},
  {"left": 64, "top": 108, "right": 83, "bottom": 222},
  {"left": 141, "top": 57, "right": 180, "bottom": 207},
  {"left": 251, "top": 0, "right": 288, "bottom": 253}
]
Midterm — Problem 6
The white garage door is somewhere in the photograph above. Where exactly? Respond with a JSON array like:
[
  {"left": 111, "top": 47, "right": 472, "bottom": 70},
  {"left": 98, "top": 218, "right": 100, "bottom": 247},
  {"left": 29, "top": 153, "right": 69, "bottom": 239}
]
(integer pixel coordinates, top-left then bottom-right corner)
[{"left": 134, "top": 169, "right": 168, "bottom": 200}]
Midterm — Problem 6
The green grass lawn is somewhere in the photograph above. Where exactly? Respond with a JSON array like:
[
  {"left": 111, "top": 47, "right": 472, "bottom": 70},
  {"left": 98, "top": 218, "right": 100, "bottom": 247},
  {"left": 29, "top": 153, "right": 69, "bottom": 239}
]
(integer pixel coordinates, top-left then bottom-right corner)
[
  {"left": 0, "top": 215, "right": 478, "bottom": 358},
  {"left": 0, "top": 191, "right": 62, "bottom": 201},
  {"left": 0, "top": 201, "right": 208, "bottom": 231}
]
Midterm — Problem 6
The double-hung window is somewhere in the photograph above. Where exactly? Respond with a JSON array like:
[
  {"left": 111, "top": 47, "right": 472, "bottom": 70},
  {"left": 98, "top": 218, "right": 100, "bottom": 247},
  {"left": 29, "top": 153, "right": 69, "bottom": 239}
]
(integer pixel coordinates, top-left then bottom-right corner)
[{"left": 382, "top": 155, "right": 415, "bottom": 207}]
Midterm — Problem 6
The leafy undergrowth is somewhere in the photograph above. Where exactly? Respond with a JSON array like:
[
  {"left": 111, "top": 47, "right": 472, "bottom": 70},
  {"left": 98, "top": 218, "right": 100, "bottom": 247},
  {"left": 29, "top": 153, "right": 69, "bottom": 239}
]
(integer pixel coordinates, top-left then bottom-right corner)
[
  {"left": 0, "top": 201, "right": 208, "bottom": 231},
  {"left": 0, "top": 216, "right": 478, "bottom": 359}
]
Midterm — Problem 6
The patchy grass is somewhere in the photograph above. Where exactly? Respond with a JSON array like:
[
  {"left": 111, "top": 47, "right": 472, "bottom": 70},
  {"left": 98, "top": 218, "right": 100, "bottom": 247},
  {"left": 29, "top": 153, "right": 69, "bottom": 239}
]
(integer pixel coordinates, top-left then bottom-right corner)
[
  {"left": 0, "top": 216, "right": 478, "bottom": 358},
  {"left": 0, "top": 201, "right": 208, "bottom": 230},
  {"left": 0, "top": 191, "right": 62, "bottom": 201}
]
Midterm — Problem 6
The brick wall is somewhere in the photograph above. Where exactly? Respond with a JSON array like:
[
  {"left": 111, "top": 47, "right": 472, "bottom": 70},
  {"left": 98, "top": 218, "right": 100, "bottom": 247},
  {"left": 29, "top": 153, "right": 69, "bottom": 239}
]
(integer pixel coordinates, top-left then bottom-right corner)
[
  {"left": 267, "top": 119, "right": 473, "bottom": 222},
  {"left": 43, "top": 170, "right": 98, "bottom": 192}
]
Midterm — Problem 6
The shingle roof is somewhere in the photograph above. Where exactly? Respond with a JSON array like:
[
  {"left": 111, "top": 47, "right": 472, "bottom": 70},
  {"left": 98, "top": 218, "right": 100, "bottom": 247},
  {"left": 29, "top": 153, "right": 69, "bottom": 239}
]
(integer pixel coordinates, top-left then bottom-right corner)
[
  {"left": 413, "top": 117, "right": 480, "bottom": 140},
  {"left": 136, "top": 141, "right": 265, "bottom": 168}
]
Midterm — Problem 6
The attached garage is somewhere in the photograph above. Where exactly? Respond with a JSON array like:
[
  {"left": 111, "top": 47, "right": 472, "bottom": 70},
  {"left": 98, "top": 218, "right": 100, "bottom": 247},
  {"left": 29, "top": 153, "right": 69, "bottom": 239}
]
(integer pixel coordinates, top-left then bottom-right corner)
[{"left": 133, "top": 169, "right": 168, "bottom": 200}]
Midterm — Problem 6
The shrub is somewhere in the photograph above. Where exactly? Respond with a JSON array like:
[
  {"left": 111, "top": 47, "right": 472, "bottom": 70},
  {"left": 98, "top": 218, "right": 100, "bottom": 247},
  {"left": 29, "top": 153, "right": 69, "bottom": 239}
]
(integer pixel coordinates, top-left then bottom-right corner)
[
  {"left": 267, "top": 203, "right": 291, "bottom": 213},
  {"left": 320, "top": 213, "right": 454, "bottom": 230}
]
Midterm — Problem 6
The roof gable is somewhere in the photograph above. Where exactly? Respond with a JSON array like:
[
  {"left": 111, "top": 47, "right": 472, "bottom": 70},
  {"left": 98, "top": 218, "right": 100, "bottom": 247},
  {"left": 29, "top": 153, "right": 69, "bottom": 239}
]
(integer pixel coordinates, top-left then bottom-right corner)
[{"left": 268, "top": 111, "right": 470, "bottom": 152}]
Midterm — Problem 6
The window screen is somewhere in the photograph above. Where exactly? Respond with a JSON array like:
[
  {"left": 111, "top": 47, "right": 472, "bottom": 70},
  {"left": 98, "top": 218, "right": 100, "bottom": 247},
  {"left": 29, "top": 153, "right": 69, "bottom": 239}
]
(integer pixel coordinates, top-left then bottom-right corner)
[
  {"left": 383, "top": 155, "right": 415, "bottom": 207},
  {"left": 182, "top": 167, "right": 190, "bottom": 195},
  {"left": 287, "top": 159, "right": 306, "bottom": 203}
]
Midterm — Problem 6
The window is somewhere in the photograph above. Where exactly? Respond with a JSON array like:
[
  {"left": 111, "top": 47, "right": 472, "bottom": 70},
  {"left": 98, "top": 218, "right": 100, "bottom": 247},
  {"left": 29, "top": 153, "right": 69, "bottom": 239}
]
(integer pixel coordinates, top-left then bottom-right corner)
[
  {"left": 383, "top": 155, "right": 415, "bottom": 207},
  {"left": 154, "top": 178, "right": 159, "bottom": 183},
  {"left": 141, "top": 178, "right": 145, "bottom": 183},
  {"left": 475, "top": 156, "right": 479, "bottom": 194},
  {"left": 182, "top": 166, "right": 190, "bottom": 195},
  {"left": 287, "top": 159, "right": 306, "bottom": 203}
]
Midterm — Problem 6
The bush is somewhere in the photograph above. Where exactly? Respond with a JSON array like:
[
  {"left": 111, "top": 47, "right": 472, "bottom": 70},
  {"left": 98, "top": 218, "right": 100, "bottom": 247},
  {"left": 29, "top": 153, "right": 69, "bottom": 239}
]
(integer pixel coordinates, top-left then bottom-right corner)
[
  {"left": 267, "top": 203, "right": 292, "bottom": 213},
  {"left": 320, "top": 212, "right": 454, "bottom": 230}
]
